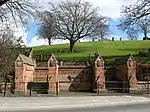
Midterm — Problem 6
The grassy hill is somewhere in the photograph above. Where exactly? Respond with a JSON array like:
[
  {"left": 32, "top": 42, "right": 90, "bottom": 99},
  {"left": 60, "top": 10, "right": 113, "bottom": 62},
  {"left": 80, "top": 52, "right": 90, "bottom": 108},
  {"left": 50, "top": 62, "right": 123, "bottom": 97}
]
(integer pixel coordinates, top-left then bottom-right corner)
[{"left": 33, "top": 40, "right": 150, "bottom": 67}]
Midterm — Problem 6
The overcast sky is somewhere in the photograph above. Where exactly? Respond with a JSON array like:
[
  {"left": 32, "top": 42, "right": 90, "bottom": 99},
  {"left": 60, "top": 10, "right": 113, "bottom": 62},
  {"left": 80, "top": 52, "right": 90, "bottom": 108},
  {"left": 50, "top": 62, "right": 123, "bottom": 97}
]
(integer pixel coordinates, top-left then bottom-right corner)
[
  {"left": 38, "top": 0, "right": 136, "bottom": 18},
  {"left": 14, "top": 0, "right": 137, "bottom": 46}
]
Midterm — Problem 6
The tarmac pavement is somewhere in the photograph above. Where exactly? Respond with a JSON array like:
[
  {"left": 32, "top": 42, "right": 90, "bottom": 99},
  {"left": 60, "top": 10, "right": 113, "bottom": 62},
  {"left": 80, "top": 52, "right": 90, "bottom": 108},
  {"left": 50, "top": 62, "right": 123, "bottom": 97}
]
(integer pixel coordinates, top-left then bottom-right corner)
[{"left": 0, "top": 96, "right": 150, "bottom": 111}]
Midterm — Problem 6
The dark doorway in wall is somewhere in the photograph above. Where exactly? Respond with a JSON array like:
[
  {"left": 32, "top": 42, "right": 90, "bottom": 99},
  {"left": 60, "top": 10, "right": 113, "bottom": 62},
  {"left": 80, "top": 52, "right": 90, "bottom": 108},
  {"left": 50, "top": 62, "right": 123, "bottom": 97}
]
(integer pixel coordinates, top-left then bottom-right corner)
[{"left": 27, "top": 82, "right": 49, "bottom": 94}]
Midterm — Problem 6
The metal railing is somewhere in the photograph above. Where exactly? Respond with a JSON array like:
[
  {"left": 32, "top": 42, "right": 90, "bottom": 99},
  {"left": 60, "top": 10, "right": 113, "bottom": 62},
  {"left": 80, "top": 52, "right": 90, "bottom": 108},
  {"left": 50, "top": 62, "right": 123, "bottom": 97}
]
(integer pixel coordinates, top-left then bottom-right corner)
[
  {"left": 3, "top": 80, "right": 150, "bottom": 97},
  {"left": 96, "top": 81, "right": 150, "bottom": 95}
]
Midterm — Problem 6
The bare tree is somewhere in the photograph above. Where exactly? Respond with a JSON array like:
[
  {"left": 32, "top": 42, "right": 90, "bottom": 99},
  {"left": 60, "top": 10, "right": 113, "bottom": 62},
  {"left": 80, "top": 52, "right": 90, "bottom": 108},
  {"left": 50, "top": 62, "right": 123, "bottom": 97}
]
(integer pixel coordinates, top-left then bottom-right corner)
[
  {"left": 0, "top": 27, "right": 20, "bottom": 74},
  {"left": 126, "top": 27, "right": 138, "bottom": 40},
  {"left": 137, "top": 17, "right": 150, "bottom": 39},
  {"left": 119, "top": 0, "right": 150, "bottom": 39},
  {"left": 119, "top": 0, "right": 150, "bottom": 27},
  {"left": 0, "top": 26, "right": 25, "bottom": 95},
  {"left": 99, "top": 24, "right": 110, "bottom": 41},
  {"left": 46, "top": 0, "right": 109, "bottom": 52},
  {"left": 37, "top": 11, "right": 57, "bottom": 45},
  {"left": 119, "top": 16, "right": 150, "bottom": 39},
  {"left": 0, "top": 0, "right": 38, "bottom": 26}
]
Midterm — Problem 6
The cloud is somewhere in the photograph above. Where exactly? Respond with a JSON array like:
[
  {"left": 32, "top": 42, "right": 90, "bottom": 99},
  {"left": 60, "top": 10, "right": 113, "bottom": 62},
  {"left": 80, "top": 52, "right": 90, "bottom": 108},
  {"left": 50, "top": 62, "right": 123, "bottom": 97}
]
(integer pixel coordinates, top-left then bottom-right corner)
[
  {"left": 0, "top": 23, "right": 27, "bottom": 45},
  {"left": 27, "top": 0, "right": 137, "bottom": 46},
  {"left": 86, "top": 0, "right": 136, "bottom": 18},
  {"left": 27, "top": 36, "right": 70, "bottom": 47},
  {"left": 27, "top": 36, "right": 48, "bottom": 47},
  {"left": 38, "top": 0, "right": 137, "bottom": 18},
  {"left": 14, "top": 27, "right": 27, "bottom": 45}
]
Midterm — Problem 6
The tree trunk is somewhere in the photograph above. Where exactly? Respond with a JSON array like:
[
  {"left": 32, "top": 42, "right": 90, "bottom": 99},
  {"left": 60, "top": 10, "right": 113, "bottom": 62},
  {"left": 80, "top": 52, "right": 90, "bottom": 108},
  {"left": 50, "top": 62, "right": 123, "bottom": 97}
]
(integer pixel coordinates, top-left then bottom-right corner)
[
  {"left": 69, "top": 41, "right": 75, "bottom": 52},
  {"left": 144, "top": 31, "right": 148, "bottom": 39},
  {"left": 48, "top": 39, "right": 51, "bottom": 45},
  {"left": 4, "top": 82, "right": 7, "bottom": 97}
]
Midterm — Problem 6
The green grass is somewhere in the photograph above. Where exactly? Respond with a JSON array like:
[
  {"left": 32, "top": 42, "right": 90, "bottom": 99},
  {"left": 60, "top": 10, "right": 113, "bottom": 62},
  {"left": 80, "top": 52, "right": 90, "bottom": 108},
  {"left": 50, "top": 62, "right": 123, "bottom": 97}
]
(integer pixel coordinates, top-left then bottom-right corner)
[{"left": 33, "top": 40, "right": 150, "bottom": 66}]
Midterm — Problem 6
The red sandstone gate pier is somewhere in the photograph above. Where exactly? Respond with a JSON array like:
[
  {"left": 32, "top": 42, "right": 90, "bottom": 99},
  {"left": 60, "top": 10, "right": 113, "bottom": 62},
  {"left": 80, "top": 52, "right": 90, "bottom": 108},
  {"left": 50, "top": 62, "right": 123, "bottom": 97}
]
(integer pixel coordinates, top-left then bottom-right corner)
[{"left": 14, "top": 53, "right": 140, "bottom": 95}]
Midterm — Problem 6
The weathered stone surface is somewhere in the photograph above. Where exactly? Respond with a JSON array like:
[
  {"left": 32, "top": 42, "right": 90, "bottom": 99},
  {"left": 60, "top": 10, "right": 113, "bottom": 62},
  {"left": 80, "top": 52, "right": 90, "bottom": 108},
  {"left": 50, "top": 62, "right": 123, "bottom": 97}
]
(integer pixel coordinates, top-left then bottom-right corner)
[
  {"left": 115, "top": 55, "right": 137, "bottom": 93},
  {"left": 15, "top": 53, "right": 146, "bottom": 95},
  {"left": 93, "top": 54, "right": 105, "bottom": 93}
]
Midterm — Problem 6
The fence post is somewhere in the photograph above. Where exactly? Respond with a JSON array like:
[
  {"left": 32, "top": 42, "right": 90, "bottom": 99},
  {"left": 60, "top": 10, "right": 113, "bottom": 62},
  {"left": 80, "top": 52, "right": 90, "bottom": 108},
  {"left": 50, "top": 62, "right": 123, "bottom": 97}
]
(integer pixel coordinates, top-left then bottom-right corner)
[
  {"left": 40, "top": 54, "right": 43, "bottom": 62},
  {"left": 147, "top": 78, "right": 150, "bottom": 94},
  {"left": 146, "top": 65, "right": 150, "bottom": 94},
  {"left": 3, "top": 72, "right": 7, "bottom": 97},
  {"left": 56, "top": 82, "right": 58, "bottom": 96},
  {"left": 123, "top": 81, "right": 125, "bottom": 94},
  {"left": 29, "top": 88, "right": 32, "bottom": 96},
  {"left": 29, "top": 81, "right": 32, "bottom": 96},
  {"left": 97, "top": 82, "right": 99, "bottom": 96},
  {"left": 4, "top": 82, "right": 7, "bottom": 97}
]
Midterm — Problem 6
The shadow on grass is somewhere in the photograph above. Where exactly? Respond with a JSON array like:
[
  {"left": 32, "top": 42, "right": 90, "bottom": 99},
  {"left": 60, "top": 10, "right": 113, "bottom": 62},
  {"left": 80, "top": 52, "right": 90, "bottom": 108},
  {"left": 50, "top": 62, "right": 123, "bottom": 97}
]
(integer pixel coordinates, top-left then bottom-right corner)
[
  {"left": 34, "top": 45, "right": 88, "bottom": 55},
  {"left": 134, "top": 54, "right": 150, "bottom": 64},
  {"left": 103, "top": 53, "right": 150, "bottom": 66},
  {"left": 34, "top": 51, "right": 150, "bottom": 67}
]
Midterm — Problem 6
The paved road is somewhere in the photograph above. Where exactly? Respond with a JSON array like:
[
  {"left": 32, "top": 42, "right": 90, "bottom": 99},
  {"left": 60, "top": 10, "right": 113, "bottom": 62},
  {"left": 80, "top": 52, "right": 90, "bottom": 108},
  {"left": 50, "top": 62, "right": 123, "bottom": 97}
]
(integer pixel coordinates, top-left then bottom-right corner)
[
  {"left": 0, "top": 96, "right": 150, "bottom": 112},
  {"left": 11, "top": 102, "right": 150, "bottom": 112}
]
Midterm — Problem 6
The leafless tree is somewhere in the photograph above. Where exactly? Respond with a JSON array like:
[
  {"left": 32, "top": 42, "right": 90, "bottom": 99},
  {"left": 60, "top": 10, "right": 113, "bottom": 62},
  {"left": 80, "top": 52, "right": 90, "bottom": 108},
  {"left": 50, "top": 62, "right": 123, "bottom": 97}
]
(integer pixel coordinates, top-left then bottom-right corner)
[
  {"left": 99, "top": 24, "right": 110, "bottom": 41},
  {"left": 0, "top": 27, "right": 23, "bottom": 74},
  {"left": 119, "top": 16, "right": 150, "bottom": 39},
  {"left": 126, "top": 27, "right": 138, "bottom": 40},
  {"left": 45, "top": 0, "right": 109, "bottom": 52},
  {"left": 137, "top": 17, "right": 150, "bottom": 39},
  {"left": 37, "top": 11, "right": 57, "bottom": 45},
  {"left": 0, "top": 0, "right": 38, "bottom": 26},
  {"left": 0, "top": 26, "right": 26, "bottom": 95},
  {"left": 119, "top": 0, "right": 150, "bottom": 28},
  {"left": 119, "top": 0, "right": 150, "bottom": 39}
]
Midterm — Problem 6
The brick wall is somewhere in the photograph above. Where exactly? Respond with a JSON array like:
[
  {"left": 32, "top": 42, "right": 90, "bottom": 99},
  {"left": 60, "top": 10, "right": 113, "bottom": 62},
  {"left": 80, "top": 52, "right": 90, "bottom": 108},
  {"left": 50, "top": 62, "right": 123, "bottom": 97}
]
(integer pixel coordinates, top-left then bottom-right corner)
[
  {"left": 15, "top": 63, "right": 34, "bottom": 94},
  {"left": 34, "top": 68, "right": 48, "bottom": 82},
  {"left": 58, "top": 66, "right": 93, "bottom": 92},
  {"left": 48, "top": 67, "right": 58, "bottom": 93},
  {"left": 116, "top": 64, "right": 128, "bottom": 82},
  {"left": 127, "top": 61, "right": 137, "bottom": 91},
  {"left": 33, "top": 66, "right": 93, "bottom": 92},
  {"left": 92, "top": 54, "right": 105, "bottom": 92},
  {"left": 15, "top": 53, "right": 145, "bottom": 94},
  {"left": 136, "top": 63, "right": 150, "bottom": 81},
  {"left": 115, "top": 59, "right": 137, "bottom": 93},
  {"left": 137, "top": 81, "right": 147, "bottom": 93}
]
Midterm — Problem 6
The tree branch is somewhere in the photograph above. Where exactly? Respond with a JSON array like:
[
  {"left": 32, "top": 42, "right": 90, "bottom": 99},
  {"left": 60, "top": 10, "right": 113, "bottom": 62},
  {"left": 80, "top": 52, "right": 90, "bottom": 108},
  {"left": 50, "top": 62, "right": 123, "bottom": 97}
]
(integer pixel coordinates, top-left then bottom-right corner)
[{"left": 0, "top": 0, "right": 9, "bottom": 6}]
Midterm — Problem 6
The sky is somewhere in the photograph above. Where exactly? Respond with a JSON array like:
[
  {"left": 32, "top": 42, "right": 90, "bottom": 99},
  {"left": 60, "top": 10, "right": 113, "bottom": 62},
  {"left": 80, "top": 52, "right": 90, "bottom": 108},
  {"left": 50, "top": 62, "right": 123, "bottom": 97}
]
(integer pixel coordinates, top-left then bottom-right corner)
[{"left": 15, "top": 0, "right": 138, "bottom": 47}]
